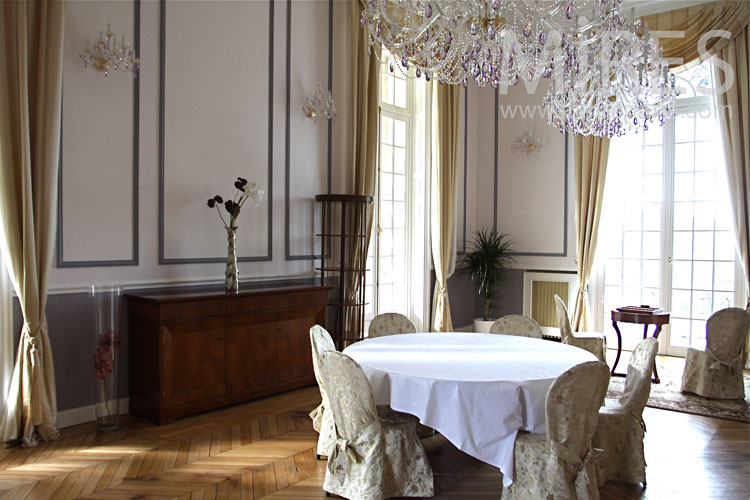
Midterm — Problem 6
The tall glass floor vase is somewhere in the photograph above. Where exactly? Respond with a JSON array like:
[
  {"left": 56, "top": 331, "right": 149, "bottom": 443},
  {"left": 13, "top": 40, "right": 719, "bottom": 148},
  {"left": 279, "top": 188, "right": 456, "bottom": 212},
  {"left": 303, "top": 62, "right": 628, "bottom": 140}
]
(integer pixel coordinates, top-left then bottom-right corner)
[{"left": 90, "top": 285, "right": 122, "bottom": 431}]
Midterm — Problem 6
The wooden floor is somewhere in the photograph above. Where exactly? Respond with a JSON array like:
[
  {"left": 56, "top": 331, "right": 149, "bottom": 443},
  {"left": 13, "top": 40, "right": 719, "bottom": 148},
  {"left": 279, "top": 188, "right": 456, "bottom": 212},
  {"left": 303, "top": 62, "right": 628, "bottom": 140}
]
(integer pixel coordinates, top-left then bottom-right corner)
[{"left": 0, "top": 385, "right": 747, "bottom": 500}]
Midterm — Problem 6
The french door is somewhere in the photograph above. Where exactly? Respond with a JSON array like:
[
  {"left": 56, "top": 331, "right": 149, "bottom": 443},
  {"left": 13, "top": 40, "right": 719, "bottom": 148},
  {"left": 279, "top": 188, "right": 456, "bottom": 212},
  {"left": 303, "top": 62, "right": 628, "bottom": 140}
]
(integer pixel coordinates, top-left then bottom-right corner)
[{"left": 596, "top": 61, "right": 746, "bottom": 356}]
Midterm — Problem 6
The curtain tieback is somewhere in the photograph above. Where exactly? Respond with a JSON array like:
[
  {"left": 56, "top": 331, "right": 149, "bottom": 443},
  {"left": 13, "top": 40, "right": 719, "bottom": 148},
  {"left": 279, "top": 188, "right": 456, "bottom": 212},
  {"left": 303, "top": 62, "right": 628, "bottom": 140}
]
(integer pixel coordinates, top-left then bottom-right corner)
[
  {"left": 22, "top": 325, "right": 41, "bottom": 366},
  {"left": 437, "top": 285, "right": 448, "bottom": 299},
  {"left": 705, "top": 348, "right": 741, "bottom": 372}
]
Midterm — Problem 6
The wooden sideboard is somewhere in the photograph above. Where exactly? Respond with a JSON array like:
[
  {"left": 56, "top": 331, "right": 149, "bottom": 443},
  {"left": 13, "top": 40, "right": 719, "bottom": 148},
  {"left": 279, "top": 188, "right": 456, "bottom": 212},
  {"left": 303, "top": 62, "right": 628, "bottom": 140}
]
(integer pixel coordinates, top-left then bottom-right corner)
[{"left": 125, "top": 283, "right": 332, "bottom": 425}]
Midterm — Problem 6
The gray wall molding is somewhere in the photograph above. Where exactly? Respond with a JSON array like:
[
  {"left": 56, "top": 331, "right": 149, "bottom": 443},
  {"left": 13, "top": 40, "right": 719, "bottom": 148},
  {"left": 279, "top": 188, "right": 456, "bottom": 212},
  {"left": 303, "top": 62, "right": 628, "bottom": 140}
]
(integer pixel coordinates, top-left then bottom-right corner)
[
  {"left": 158, "top": 0, "right": 274, "bottom": 264},
  {"left": 459, "top": 86, "right": 468, "bottom": 255},
  {"left": 57, "top": 0, "right": 140, "bottom": 268},
  {"left": 284, "top": 0, "right": 333, "bottom": 261},
  {"left": 493, "top": 87, "right": 568, "bottom": 258}
]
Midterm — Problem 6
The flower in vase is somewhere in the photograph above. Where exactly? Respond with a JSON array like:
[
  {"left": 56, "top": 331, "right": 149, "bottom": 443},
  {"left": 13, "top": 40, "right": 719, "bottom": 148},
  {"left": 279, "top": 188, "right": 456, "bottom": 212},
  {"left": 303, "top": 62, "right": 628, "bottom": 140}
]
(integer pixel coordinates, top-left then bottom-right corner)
[
  {"left": 94, "top": 330, "right": 119, "bottom": 380},
  {"left": 206, "top": 177, "right": 264, "bottom": 231}
]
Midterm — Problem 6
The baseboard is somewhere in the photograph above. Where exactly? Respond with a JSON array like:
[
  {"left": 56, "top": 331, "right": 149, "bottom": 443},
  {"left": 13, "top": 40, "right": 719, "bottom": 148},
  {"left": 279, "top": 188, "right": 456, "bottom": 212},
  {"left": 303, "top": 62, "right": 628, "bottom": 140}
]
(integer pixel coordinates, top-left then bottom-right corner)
[
  {"left": 56, "top": 398, "right": 129, "bottom": 429},
  {"left": 454, "top": 325, "right": 474, "bottom": 332}
]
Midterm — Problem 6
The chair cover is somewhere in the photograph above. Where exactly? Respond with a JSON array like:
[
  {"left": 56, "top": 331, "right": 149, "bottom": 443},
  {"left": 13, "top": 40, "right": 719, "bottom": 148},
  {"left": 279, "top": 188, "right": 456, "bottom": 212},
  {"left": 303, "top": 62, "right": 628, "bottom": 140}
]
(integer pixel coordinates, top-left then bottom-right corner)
[
  {"left": 554, "top": 295, "right": 607, "bottom": 363},
  {"left": 489, "top": 315, "right": 543, "bottom": 339},
  {"left": 368, "top": 312, "right": 417, "bottom": 338},
  {"left": 502, "top": 361, "right": 610, "bottom": 500},
  {"left": 681, "top": 308, "right": 749, "bottom": 399},
  {"left": 309, "top": 325, "right": 337, "bottom": 457},
  {"left": 593, "top": 337, "right": 658, "bottom": 486},
  {"left": 318, "top": 350, "right": 434, "bottom": 500}
]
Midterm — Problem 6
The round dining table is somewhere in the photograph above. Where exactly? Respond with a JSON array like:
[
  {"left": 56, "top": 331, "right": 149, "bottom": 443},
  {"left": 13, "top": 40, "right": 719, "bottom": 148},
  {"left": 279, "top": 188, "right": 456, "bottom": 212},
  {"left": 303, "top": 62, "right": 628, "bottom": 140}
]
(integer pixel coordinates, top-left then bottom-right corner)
[{"left": 343, "top": 331, "right": 598, "bottom": 486}]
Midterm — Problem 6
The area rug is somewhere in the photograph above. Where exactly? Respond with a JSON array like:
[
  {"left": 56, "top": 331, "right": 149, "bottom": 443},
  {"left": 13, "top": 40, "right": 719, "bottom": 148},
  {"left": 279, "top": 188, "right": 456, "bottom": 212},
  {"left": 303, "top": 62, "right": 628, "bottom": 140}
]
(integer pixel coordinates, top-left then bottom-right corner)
[{"left": 606, "top": 356, "right": 750, "bottom": 423}]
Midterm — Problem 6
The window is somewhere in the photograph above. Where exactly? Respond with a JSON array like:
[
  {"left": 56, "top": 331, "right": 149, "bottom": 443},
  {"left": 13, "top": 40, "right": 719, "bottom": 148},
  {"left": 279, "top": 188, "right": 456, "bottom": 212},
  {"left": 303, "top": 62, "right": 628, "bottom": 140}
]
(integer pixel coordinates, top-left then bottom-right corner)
[
  {"left": 595, "top": 59, "right": 746, "bottom": 355},
  {"left": 364, "top": 54, "right": 431, "bottom": 331}
]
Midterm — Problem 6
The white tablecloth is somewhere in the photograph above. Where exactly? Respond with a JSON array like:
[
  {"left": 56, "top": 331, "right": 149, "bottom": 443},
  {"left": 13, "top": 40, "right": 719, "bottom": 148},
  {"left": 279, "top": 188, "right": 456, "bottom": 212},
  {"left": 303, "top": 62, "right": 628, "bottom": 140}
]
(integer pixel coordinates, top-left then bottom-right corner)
[{"left": 343, "top": 332, "right": 597, "bottom": 486}]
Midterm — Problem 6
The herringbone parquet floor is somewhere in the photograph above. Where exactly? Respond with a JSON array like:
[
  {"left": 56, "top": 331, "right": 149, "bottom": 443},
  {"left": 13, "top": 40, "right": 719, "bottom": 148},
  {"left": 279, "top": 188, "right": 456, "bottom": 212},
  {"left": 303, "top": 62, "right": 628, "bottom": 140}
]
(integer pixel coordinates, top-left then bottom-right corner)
[{"left": 0, "top": 385, "right": 747, "bottom": 499}]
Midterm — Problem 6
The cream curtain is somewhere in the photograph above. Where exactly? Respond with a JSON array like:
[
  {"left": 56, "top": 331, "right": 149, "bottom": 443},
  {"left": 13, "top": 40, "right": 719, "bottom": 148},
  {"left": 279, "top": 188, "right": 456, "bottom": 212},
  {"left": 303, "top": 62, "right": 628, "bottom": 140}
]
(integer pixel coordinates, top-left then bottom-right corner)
[
  {"left": 430, "top": 84, "right": 460, "bottom": 332},
  {"left": 572, "top": 136, "right": 610, "bottom": 332},
  {"left": 0, "top": 259, "right": 12, "bottom": 431},
  {"left": 713, "top": 24, "right": 750, "bottom": 365},
  {"left": 344, "top": 0, "right": 379, "bottom": 338},
  {"left": 0, "top": 0, "right": 65, "bottom": 446},
  {"left": 641, "top": 0, "right": 750, "bottom": 70}
]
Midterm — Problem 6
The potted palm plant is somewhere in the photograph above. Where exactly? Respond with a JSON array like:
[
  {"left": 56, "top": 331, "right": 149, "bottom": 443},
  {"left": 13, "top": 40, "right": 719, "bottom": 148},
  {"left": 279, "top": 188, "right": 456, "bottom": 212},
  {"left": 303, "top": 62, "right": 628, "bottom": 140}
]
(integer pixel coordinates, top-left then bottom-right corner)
[{"left": 460, "top": 228, "right": 515, "bottom": 333}]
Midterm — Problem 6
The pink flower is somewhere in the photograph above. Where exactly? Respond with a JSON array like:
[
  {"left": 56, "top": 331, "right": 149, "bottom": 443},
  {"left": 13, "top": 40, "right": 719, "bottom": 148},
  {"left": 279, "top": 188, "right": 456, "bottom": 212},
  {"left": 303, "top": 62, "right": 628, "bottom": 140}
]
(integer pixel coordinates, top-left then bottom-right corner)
[{"left": 94, "top": 330, "right": 119, "bottom": 380}]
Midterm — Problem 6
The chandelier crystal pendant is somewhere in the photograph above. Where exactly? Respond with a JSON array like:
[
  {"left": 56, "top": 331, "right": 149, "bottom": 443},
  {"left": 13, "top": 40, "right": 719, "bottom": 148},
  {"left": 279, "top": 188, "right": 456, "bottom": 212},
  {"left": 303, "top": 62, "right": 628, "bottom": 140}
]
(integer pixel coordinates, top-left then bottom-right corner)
[
  {"left": 542, "top": 17, "right": 679, "bottom": 137},
  {"left": 80, "top": 24, "right": 139, "bottom": 76},
  {"left": 362, "top": 0, "right": 679, "bottom": 138},
  {"left": 362, "top": 0, "right": 610, "bottom": 87}
]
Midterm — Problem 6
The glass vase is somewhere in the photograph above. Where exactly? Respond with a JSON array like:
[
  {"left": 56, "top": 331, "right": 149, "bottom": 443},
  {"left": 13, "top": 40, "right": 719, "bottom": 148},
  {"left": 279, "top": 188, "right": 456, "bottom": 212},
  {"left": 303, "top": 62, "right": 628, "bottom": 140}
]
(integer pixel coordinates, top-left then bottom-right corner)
[
  {"left": 90, "top": 285, "right": 121, "bottom": 431},
  {"left": 226, "top": 228, "right": 239, "bottom": 292}
]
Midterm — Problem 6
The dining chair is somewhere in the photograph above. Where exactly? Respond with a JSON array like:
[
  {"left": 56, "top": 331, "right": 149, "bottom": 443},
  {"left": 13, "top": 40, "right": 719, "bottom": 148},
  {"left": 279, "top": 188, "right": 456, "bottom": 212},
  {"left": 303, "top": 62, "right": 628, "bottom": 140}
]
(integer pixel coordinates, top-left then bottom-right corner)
[
  {"left": 489, "top": 314, "right": 543, "bottom": 339},
  {"left": 368, "top": 312, "right": 417, "bottom": 338},
  {"left": 318, "top": 350, "right": 434, "bottom": 500},
  {"left": 554, "top": 294, "right": 607, "bottom": 362},
  {"left": 593, "top": 337, "right": 658, "bottom": 487},
  {"left": 309, "top": 325, "right": 337, "bottom": 459},
  {"left": 501, "top": 360, "right": 610, "bottom": 500},
  {"left": 681, "top": 307, "right": 749, "bottom": 399}
]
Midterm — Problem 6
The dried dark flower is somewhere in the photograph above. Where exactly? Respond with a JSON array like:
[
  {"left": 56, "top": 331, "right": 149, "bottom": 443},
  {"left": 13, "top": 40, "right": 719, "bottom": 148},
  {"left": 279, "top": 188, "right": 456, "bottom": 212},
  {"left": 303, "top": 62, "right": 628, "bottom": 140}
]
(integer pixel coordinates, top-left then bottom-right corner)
[
  {"left": 207, "top": 198, "right": 216, "bottom": 208},
  {"left": 214, "top": 195, "right": 223, "bottom": 203},
  {"left": 224, "top": 200, "right": 235, "bottom": 215},
  {"left": 234, "top": 180, "right": 245, "bottom": 191},
  {"left": 238, "top": 177, "right": 248, "bottom": 186}
]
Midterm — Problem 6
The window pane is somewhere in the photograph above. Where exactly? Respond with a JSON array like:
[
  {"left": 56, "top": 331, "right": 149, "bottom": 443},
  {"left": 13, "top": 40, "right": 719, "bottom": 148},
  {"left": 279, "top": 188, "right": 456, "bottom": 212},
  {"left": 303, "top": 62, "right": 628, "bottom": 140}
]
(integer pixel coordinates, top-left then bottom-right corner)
[
  {"left": 642, "top": 287, "right": 660, "bottom": 307},
  {"left": 605, "top": 259, "right": 623, "bottom": 286},
  {"left": 714, "top": 231, "right": 736, "bottom": 261},
  {"left": 674, "top": 143, "right": 693, "bottom": 172},
  {"left": 642, "top": 231, "right": 661, "bottom": 259},
  {"left": 693, "top": 201, "right": 714, "bottom": 230},
  {"left": 670, "top": 318, "right": 691, "bottom": 347},
  {"left": 675, "top": 115, "right": 695, "bottom": 143},
  {"left": 642, "top": 260, "right": 660, "bottom": 288},
  {"left": 381, "top": 116, "right": 393, "bottom": 144},
  {"left": 394, "top": 119, "right": 407, "bottom": 148},
  {"left": 691, "top": 291, "right": 712, "bottom": 319},
  {"left": 394, "top": 78, "right": 407, "bottom": 108},
  {"left": 380, "top": 144, "right": 393, "bottom": 172},
  {"left": 714, "top": 291, "right": 734, "bottom": 311},
  {"left": 691, "top": 319, "right": 707, "bottom": 348},
  {"left": 693, "top": 171, "right": 715, "bottom": 201},
  {"left": 380, "top": 200, "right": 393, "bottom": 228},
  {"left": 671, "top": 289, "right": 691, "bottom": 317},
  {"left": 643, "top": 174, "right": 662, "bottom": 202},
  {"left": 642, "top": 203, "right": 661, "bottom": 230},
  {"left": 714, "top": 262, "right": 735, "bottom": 291},
  {"left": 381, "top": 74, "right": 393, "bottom": 105},
  {"left": 672, "top": 231, "right": 693, "bottom": 260},
  {"left": 693, "top": 231, "right": 713, "bottom": 260},
  {"left": 624, "top": 232, "right": 641, "bottom": 258},
  {"left": 380, "top": 172, "right": 393, "bottom": 199},
  {"left": 673, "top": 202, "right": 693, "bottom": 231},
  {"left": 393, "top": 174, "right": 406, "bottom": 202},
  {"left": 393, "top": 147, "right": 406, "bottom": 174},
  {"left": 692, "top": 261, "right": 713, "bottom": 290},
  {"left": 673, "top": 172, "right": 694, "bottom": 201},
  {"left": 643, "top": 146, "right": 662, "bottom": 173},
  {"left": 672, "top": 260, "right": 692, "bottom": 289},
  {"left": 623, "top": 259, "right": 641, "bottom": 286},
  {"left": 393, "top": 201, "right": 406, "bottom": 229}
]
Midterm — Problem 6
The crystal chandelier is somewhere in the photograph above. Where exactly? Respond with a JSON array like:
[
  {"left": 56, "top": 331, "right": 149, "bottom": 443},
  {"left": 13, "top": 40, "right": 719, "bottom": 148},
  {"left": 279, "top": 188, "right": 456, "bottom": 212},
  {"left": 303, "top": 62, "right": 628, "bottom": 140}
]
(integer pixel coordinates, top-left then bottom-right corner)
[
  {"left": 362, "top": 0, "right": 678, "bottom": 138},
  {"left": 542, "top": 17, "right": 678, "bottom": 137},
  {"left": 511, "top": 129, "right": 542, "bottom": 154},
  {"left": 362, "top": 0, "right": 618, "bottom": 87},
  {"left": 303, "top": 84, "right": 337, "bottom": 122},
  {"left": 80, "top": 24, "right": 139, "bottom": 76}
]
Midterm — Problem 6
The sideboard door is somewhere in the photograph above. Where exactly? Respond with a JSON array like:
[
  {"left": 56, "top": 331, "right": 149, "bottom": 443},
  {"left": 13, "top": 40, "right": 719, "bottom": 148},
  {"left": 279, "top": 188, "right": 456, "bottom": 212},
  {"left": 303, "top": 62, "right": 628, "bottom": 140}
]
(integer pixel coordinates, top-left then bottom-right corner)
[
  {"left": 225, "top": 322, "right": 279, "bottom": 394},
  {"left": 277, "top": 315, "right": 316, "bottom": 382},
  {"left": 164, "top": 325, "right": 226, "bottom": 407}
]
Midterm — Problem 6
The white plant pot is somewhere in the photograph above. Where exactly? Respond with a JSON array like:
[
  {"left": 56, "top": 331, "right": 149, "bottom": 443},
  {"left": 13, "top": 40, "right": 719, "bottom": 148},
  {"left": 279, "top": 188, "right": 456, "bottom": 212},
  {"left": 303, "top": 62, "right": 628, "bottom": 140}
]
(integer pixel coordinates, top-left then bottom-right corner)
[{"left": 473, "top": 318, "right": 495, "bottom": 333}]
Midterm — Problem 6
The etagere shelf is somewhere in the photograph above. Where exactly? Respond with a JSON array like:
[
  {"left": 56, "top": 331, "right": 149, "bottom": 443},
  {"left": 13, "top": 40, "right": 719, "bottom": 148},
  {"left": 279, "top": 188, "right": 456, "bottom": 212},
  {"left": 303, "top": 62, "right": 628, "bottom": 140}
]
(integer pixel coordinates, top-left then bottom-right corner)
[{"left": 315, "top": 194, "right": 373, "bottom": 349}]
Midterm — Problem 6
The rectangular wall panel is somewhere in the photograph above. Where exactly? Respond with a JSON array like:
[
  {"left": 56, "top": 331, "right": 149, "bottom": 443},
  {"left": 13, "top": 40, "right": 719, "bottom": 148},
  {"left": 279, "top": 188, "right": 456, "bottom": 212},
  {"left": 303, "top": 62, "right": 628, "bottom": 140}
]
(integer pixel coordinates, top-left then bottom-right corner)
[
  {"left": 59, "top": 0, "right": 138, "bottom": 266},
  {"left": 161, "top": 0, "right": 272, "bottom": 262},
  {"left": 496, "top": 81, "right": 567, "bottom": 256},
  {"left": 286, "top": 0, "right": 330, "bottom": 259}
]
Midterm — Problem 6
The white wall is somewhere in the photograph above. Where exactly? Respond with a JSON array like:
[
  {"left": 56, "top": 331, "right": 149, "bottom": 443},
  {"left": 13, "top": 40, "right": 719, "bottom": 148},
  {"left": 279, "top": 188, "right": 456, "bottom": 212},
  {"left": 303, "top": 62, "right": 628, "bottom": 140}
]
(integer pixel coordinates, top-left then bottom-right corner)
[
  {"left": 465, "top": 80, "right": 577, "bottom": 272},
  {"left": 52, "top": 0, "right": 350, "bottom": 293}
]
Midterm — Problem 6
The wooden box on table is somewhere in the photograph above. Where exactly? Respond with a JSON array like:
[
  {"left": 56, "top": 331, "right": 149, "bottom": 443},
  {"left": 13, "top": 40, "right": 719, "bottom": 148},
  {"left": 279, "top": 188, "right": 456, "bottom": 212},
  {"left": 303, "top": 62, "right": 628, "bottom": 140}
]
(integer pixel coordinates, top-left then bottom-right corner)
[{"left": 125, "top": 283, "right": 332, "bottom": 425}]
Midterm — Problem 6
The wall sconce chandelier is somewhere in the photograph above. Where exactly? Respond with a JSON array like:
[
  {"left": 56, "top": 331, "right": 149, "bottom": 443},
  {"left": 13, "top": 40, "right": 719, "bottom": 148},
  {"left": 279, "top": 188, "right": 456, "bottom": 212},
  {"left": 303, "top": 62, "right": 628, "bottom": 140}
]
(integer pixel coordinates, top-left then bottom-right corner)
[
  {"left": 303, "top": 84, "right": 336, "bottom": 122},
  {"left": 511, "top": 130, "right": 542, "bottom": 155},
  {"left": 80, "top": 24, "right": 139, "bottom": 76}
]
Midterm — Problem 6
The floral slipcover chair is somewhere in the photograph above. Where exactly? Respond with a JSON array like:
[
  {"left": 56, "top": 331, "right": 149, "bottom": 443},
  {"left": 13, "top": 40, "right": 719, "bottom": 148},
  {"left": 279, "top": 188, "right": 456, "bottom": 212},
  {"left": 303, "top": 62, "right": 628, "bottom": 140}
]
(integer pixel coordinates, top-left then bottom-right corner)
[
  {"left": 489, "top": 314, "right": 544, "bottom": 339},
  {"left": 554, "top": 294, "right": 607, "bottom": 363},
  {"left": 501, "top": 361, "right": 610, "bottom": 500},
  {"left": 593, "top": 337, "right": 658, "bottom": 486},
  {"left": 368, "top": 312, "right": 417, "bottom": 338},
  {"left": 681, "top": 308, "right": 749, "bottom": 399},
  {"left": 318, "top": 350, "right": 434, "bottom": 500}
]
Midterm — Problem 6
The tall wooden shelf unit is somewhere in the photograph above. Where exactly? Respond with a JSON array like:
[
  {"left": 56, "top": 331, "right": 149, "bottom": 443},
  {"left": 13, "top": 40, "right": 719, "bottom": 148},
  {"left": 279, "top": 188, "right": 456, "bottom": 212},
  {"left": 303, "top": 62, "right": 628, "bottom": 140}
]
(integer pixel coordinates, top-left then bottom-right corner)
[{"left": 315, "top": 194, "right": 373, "bottom": 349}]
